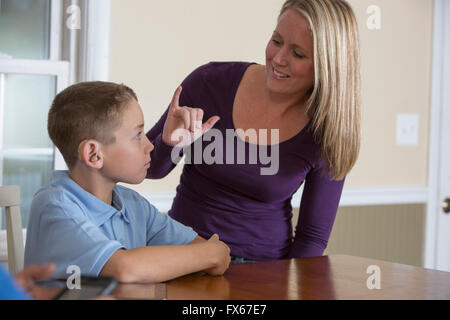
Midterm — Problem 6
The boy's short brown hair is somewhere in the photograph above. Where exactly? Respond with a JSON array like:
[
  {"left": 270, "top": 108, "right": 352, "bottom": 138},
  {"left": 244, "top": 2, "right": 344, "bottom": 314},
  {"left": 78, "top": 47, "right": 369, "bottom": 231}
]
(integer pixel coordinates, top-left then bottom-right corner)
[{"left": 48, "top": 81, "right": 137, "bottom": 168}]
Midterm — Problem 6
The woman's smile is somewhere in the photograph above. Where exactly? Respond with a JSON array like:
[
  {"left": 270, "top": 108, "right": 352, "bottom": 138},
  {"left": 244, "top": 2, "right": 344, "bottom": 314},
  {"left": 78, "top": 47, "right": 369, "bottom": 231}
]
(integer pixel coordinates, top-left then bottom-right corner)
[{"left": 272, "top": 65, "right": 291, "bottom": 80}]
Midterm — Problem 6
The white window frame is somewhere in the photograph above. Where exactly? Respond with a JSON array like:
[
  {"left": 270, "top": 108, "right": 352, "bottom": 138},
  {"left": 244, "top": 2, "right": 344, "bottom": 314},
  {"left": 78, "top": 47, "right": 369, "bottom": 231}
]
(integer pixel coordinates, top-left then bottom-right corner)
[
  {"left": 0, "top": 0, "right": 111, "bottom": 264},
  {"left": 0, "top": 58, "right": 70, "bottom": 175},
  {"left": 0, "top": 0, "right": 68, "bottom": 263},
  {"left": 79, "top": 0, "right": 111, "bottom": 82}
]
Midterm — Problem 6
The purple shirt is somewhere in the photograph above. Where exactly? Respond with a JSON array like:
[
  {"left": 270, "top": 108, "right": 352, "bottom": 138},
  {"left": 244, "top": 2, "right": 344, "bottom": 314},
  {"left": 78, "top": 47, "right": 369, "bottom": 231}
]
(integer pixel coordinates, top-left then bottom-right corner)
[{"left": 146, "top": 61, "right": 345, "bottom": 261}]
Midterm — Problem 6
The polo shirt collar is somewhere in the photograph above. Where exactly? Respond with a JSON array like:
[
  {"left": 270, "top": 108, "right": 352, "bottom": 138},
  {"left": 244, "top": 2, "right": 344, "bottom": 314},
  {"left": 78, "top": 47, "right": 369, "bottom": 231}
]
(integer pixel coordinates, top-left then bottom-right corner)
[{"left": 51, "top": 170, "right": 130, "bottom": 227}]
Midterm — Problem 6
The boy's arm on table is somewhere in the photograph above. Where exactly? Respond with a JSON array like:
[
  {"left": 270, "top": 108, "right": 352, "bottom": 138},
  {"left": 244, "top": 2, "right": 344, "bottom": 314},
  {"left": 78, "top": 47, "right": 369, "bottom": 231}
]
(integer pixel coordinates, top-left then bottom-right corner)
[{"left": 100, "top": 234, "right": 230, "bottom": 283}]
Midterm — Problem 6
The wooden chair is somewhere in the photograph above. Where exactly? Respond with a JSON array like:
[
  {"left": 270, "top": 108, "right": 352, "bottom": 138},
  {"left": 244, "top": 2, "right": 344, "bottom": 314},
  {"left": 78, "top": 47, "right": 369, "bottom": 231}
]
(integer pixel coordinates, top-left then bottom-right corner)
[{"left": 0, "top": 185, "right": 24, "bottom": 274}]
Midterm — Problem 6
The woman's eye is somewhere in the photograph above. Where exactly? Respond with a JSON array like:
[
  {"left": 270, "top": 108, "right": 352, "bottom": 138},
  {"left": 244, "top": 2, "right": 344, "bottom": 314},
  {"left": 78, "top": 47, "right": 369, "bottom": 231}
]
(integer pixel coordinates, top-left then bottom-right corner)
[
  {"left": 272, "top": 39, "right": 281, "bottom": 45},
  {"left": 293, "top": 51, "right": 304, "bottom": 59},
  {"left": 135, "top": 132, "right": 142, "bottom": 139}
]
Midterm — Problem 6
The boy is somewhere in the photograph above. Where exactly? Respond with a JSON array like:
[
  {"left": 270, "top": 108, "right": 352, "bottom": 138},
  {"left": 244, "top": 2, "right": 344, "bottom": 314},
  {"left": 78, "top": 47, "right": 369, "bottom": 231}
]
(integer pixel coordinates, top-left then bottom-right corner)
[{"left": 24, "top": 81, "right": 230, "bottom": 283}]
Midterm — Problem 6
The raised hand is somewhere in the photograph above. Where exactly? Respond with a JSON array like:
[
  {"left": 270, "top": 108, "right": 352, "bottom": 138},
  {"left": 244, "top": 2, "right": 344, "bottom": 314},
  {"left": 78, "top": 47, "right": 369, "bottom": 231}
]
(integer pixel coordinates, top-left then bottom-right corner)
[{"left": 162, "top": 86, "right": 220, "bottom": 147}]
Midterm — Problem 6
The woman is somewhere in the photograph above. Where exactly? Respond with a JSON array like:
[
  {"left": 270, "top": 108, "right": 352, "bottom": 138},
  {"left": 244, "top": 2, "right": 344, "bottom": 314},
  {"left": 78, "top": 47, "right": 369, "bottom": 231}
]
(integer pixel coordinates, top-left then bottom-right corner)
[{"left": 146, "top": 0, "right": 361, "bottom": 263}]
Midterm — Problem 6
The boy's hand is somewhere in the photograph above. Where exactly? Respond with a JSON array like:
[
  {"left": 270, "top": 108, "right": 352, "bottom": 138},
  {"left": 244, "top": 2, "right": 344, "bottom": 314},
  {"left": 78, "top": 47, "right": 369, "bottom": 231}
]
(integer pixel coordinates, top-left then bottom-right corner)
[
  {"left": 162, "top": 86, "right": 220, "bottom": 147},
  {"left": 204, "top": 234, "right": 231, "bottom": 276}
]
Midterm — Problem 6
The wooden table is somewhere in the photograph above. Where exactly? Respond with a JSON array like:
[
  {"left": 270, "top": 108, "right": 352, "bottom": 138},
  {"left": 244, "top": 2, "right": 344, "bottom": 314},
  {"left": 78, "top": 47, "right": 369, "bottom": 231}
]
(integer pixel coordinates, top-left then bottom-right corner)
[{"left": 112, "top": 255, "right": 450, "bottom": 300}]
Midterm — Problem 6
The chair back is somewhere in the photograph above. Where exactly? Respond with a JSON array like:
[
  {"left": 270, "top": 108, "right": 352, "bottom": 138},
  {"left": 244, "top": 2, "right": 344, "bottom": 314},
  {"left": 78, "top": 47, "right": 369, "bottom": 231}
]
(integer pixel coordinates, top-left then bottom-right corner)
[{"left": 0, "top": 185, "right": 24, "bottom": 274}]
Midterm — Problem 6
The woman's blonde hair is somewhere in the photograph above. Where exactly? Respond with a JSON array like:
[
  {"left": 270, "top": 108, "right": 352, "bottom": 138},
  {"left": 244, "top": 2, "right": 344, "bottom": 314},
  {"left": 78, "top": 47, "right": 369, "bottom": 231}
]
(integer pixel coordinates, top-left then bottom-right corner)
[{"left": 279, "top": 0, "right": 361, "bottom": 180}]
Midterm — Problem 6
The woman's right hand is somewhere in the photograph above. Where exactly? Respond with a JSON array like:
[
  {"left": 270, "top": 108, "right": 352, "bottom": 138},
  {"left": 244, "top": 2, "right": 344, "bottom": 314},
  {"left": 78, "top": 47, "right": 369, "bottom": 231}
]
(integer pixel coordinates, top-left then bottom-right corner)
[
  {"left": 205, "top": 234, "right": 231, "bottom": 276},
  {"left": 162, "top": 86, "right": 220, "bottom": 147}
]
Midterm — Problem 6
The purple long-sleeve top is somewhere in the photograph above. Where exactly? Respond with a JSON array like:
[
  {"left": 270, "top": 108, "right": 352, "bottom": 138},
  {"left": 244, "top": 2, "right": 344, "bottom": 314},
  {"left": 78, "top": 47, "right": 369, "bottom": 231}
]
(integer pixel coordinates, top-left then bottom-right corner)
[{"left": 146, "top": 61, "right": 345, "bottom": 261}]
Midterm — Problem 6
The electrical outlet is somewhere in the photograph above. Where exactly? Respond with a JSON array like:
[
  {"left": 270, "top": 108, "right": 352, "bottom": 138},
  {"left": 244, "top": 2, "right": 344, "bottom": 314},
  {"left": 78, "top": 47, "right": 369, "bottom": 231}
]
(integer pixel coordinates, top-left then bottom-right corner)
[{"left": 396, "top": 114, "right": 419, "bottom": 146}]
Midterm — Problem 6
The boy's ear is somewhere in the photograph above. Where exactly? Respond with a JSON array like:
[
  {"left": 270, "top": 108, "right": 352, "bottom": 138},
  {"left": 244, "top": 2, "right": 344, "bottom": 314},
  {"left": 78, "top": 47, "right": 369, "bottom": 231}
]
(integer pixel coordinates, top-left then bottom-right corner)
[{"left": 78, "top": 139, "right": 103, "bottom": 169}]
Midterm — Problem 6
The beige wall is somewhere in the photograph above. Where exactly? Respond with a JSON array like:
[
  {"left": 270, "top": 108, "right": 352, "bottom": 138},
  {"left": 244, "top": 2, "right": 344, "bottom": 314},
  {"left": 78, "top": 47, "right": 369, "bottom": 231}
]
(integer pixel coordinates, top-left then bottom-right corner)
[
  {"left": 349, "top": 0, "right": 433, "bottom": 186},
  {"left": 109, "top": 0, "right": 434, "bottom": 193}
]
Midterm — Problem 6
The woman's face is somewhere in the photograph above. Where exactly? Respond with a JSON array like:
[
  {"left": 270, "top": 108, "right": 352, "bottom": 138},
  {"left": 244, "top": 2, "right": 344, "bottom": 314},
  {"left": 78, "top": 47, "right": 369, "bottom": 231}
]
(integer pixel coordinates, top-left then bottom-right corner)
[{"left": 265, "top": 9, "right": 315, "bottom": 99}]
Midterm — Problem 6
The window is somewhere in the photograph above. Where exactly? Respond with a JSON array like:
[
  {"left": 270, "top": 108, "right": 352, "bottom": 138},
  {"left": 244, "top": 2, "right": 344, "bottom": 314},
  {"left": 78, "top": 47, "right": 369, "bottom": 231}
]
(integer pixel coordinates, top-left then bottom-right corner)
[
  {"left": 0, "top": 0, "right": 110, "bottom": 264},
  {"left": 0, "top": 0, "right": 69, "bottom": 232}
]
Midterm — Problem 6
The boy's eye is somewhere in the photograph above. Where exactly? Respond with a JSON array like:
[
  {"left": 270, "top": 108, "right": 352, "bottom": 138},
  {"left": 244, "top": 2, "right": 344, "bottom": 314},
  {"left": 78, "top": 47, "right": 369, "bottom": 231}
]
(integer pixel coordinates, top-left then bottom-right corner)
[
  {"left": 135, "top": 132, "right": 142, "bottom": 139},
  {"left": 272, "top": 39, "right": 281, "bottom": 46}
]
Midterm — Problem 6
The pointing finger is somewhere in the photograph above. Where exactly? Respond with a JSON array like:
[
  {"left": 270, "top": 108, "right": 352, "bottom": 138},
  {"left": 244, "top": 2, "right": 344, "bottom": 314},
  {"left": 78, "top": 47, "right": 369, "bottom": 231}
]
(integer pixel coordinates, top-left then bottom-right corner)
[{"left": 169, "top": 86, "right": 182, "bottom": 113}]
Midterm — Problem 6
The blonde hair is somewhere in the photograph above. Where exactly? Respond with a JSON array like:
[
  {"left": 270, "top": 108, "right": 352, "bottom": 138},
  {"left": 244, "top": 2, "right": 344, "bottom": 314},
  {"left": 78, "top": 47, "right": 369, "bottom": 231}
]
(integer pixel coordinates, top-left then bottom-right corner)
[{"left": 279, "top": 0, "right": 361, "bottom": 180}]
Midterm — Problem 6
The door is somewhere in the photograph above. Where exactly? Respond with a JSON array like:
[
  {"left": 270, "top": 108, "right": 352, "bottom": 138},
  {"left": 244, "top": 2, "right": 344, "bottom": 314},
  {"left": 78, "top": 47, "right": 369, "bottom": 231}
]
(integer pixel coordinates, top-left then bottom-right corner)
[
  {"left": 435, "top": 9, "right": 450, "bottom": 272},
  {"left": 430, "top": 0, "right": 450, "bottom": 272}
]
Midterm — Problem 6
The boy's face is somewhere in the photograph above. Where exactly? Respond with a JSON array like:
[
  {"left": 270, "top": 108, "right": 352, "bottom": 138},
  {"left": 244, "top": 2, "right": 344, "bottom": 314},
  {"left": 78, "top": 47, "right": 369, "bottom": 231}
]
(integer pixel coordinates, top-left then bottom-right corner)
[{"left": 100, "top": 99, "right": 154, "bottom": 184}]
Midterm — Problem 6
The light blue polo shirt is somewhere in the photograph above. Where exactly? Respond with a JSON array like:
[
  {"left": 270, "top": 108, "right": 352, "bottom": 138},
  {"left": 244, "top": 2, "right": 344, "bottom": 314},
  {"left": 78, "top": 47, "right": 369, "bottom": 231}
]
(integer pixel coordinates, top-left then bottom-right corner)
[{"left": 24, "top": 170, "right": 197, "bottom": 279}]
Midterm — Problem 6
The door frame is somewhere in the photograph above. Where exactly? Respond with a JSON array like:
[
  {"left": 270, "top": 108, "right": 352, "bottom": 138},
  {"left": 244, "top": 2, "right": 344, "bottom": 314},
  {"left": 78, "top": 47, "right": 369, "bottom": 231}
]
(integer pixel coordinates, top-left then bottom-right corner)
[{"left": 424, "top": 0, "right": 450, "bottom": 270}]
